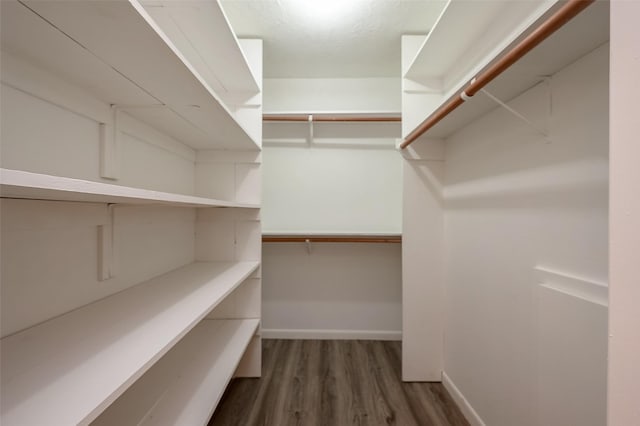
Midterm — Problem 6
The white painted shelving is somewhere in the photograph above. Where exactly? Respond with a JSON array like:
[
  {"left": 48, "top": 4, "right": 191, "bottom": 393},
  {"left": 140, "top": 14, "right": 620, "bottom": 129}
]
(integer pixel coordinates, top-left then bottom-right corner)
[
  {"left": 1, "top": 0, "right": 259, "bottom": 150},
  {"left": 0, "top": 261, "right": 260, "bottom": 426},
  {"left": 405, "top": 0, "right": 512, "bottom": 82},
  {"left": 1, "top": 0, "right": 263, "bottom": 423},
  {"left": 140, "top": 0, "right": 260, "bottom": 95},
  {"left": 93, "top": 319, "right": 260, "bottom": 426},
  {"left": 402, "top": 0, "right": 609, "bottom": 140},
  {"left": 0, "top": 168, "right": 259, "bottom": 209}
]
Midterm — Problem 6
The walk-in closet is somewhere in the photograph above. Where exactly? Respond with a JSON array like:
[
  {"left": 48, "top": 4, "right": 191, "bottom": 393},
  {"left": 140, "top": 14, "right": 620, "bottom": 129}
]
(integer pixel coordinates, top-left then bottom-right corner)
[{"left": 1, "top": 0, "right": 638, "bottom": 425}]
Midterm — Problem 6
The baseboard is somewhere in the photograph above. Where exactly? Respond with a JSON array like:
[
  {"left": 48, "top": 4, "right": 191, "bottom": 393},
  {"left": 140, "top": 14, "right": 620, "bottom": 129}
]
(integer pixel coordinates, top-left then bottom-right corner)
[
  {"left": 261, "top": 328, "right": 402, "bottom": 341},
  {"left": 442, "top": 371, "right": 486, "bottom": 426}
]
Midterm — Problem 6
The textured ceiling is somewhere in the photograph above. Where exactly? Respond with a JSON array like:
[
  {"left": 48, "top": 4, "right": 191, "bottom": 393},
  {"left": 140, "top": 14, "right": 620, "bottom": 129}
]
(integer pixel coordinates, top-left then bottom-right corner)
[{"left": 220, "top": 0, "right": 447, "bottom": 78}]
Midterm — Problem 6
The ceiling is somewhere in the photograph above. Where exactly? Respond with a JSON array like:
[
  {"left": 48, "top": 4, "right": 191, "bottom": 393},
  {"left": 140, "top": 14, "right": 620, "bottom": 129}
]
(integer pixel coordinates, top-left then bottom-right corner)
[{"left": 220, "top": 0, "right": 447, "bottom": 79}]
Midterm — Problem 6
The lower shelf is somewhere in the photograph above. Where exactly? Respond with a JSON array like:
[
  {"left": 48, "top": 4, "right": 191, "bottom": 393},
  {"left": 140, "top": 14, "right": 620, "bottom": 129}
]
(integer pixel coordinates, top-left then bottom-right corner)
[
  {"left": 93, "top": 319, "right": 260, "bottom": 426},
  {"left": 0, "top": 261, "right": 259, "bottom": 426}
]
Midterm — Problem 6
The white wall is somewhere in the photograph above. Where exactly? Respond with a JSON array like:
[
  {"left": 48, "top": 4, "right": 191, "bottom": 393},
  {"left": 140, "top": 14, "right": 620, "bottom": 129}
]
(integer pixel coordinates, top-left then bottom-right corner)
[
  {"left": 262, "top": 242, "right": 401, "bottom": 340},
  {"left": 260, "top": 77, "right": 403, "bottom": 339},
  {"left": 608, "top": 2, "right": 640, "bottom": 424},
  {"left": 262, "top": 76, "right": 402, "bottom": 234},
  {"left": 442, "top": 44, "right": 609, "bottom": 426},
  {"left": 263, "top": 78, "right": 400, "bottom": 113},
  {"left": 260, "top": 143, "right": 403, "bottom": 338},
  {"left": 401, "top": 141, "right": 445, "bottom": 381},
  {"left": 262, "top": 145, "right": 402, "bottom": 234}
]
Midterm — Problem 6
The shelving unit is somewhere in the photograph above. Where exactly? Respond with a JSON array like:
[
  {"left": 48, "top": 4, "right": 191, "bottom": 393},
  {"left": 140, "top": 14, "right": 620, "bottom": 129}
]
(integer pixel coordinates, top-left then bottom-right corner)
[
  {"left": 0, "top": 262, "right": 259, "bottom": 425},
  {"left": 402, "top": 0, "right": 609, "bottom": 141},
  {"left": 140, "top": 0, "right": 260, "bottom": 96},
  {"left": 1, "top": 0, "right": 258, "bottom": 150},
  {"left": 398, "top": 0, "right": 610, "bottom": 390},
  {"left": 0, "top": 168, "right": 259, "bottom": 208},
  {"left": 93, "top": 319, "right": 260, "bottom": 426},
  {"left": 1, "top": 0, "right": 263, "bottom": 424},
  {"left": 405, "top": 0, "right": 512, "bottom": 82}
]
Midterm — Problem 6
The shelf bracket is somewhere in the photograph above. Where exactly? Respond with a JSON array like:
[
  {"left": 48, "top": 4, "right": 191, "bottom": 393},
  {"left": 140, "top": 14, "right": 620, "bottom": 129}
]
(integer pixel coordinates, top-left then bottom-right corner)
[
  {"left": 305, "top": 238, "right": 312, "bottom": 254},
  {"left": 97, "top": 203, "right": 117, "bottom": 281},
  {"left": 99, "top": 106, "right": 122, "bottom": 180},
  {"left": 479, "top": 88, "right": 551, "bottom": 142},
  {"left": 308, "top": 114, "right": 314, "bottom": 144},
  {"left": 100, "top": 104, "right": 170, "bottom": 180}
]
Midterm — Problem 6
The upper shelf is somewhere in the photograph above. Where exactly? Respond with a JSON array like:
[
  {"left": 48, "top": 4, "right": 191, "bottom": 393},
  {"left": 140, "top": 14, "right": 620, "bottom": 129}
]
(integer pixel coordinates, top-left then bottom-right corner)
[
  {"left": 140, "top": 0, "right": 260, "bottom": 95},
  {"left": 403, "top": 0, "right": 610, "bottom": 140},
  {"left": 405, "top": 0, "right": 513, "bottom": 82},
  {"left": 0, "top": 261, "right": 260, "bottom": 426},
  {"left": 0, "top": 0, "right": 259, "bottom": 150},
  {"left": 0, "top": 168, "right": 260, "bottom": 208}
]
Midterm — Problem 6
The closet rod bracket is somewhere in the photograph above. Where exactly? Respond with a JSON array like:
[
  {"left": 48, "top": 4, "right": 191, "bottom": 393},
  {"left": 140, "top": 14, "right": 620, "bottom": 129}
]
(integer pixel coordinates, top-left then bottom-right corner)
[
  {"left": 479, "top": 88, "right": 551, "bottom": 142},
  {"left": 308, "top": 114, "right": 314, "bottom": 144}
]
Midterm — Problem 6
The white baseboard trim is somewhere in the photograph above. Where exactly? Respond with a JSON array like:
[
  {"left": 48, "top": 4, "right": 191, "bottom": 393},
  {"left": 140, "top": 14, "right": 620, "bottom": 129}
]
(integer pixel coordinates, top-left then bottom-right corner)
[
  {"left": 442, "top": 371, "right": 486, "bottom": 426},
  {"left": 261, "top": 328, "right": 402, "bottom": 341}
]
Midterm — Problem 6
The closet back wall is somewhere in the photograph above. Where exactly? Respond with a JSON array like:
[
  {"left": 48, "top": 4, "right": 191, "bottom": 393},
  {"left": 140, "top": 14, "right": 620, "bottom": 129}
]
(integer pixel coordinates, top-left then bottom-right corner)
[
  {"left": 261, "top": 78, "right": 403, "bottom": 339},
  {"left": 263, "top": 146, "right": 401, "bottom": 234}
]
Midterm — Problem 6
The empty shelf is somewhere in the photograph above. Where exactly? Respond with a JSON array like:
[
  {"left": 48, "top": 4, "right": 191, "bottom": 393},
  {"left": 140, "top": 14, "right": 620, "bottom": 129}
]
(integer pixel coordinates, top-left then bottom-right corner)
[
  {"left": 403, "top": 0, "right": 609, "bottom": 140},
  {"left": 140, "top": 0, "right": 259, "bottom": 95},
  {"left": 405, "top": 0, "right": 509, "bottom": 80},
  {"left": 93, "top": 319, "right": 259, "bottom": 426},
  {"left": 0, "top": 261, "right": 260, "bottom": 426},
  {"left": 1, "top": 0, "right": 258, "bottom": 150},
  {"left": 0, "top": 168, "right": 259, "bottom": 208}
]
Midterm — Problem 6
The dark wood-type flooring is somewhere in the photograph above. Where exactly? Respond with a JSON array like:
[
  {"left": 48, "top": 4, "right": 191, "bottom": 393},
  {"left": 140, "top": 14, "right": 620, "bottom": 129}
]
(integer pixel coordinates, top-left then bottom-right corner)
[{"left": 209, "top": 339, "right": 469, "bottom": 426}]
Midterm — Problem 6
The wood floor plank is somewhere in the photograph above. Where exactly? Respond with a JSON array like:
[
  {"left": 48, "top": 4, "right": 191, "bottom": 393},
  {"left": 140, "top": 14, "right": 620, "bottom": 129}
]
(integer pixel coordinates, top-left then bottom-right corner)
[{"left": 209, "top": 340, "right": 469, "bottom": 426}]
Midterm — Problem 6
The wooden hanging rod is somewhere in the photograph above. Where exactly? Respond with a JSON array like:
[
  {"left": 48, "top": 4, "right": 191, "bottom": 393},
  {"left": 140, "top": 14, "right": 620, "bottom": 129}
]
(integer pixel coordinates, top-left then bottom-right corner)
[
  {"left": 262, "top": 235, "right": 402, "bottom": 244},
  {"left": 263, "top": 114, "right": 401, "bottom": 123},
  {"left": 400, "top": 0, "right": 595, "bottom": 149}
]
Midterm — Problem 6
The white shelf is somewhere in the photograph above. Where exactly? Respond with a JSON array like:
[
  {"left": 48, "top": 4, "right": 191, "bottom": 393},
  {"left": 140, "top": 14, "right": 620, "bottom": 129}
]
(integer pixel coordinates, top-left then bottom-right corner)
[
  {"left": 0, "top": 0, "right": 259, "bottom": 150},
  {"left": 404, "top": 0, "right": 556, "bottom": 82},
  {"left": 140, "top": 0, "right": 259, "bottom": 95},
  {"left": 93, "top": 319, "right": 259, "bottom": 426},
  {"left": 0, "top": 261, "right": 260, "bottom": 426},
  {"left": 0, "top": 168, "right": 259, "bottom": 208},
  {"left": 404, "top": 0, "right": 609, "bottom": 140},
  {"left": 405, "top": 0, "right": 510, "bottom": 81}
]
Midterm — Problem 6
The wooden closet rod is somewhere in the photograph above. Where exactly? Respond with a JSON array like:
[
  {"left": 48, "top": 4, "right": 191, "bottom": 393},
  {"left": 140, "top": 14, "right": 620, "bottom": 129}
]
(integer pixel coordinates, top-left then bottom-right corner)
[
  {"left": 263, "top": 114, "right": 401, "bottom": 123},
  {"left": 400, "top": 0, "right": 594, "bottom": 149},
  {"left": 262, "top": 235, "right": 402, "bottom": 243}
]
